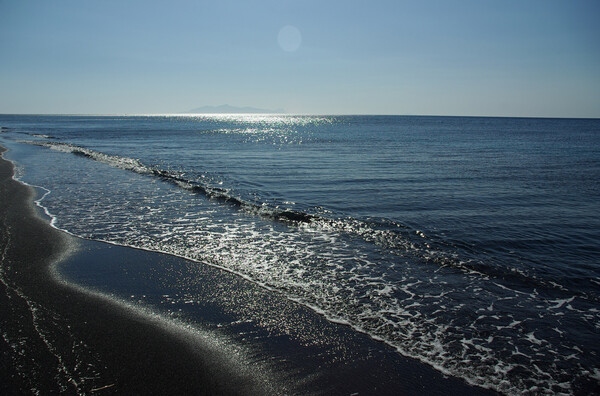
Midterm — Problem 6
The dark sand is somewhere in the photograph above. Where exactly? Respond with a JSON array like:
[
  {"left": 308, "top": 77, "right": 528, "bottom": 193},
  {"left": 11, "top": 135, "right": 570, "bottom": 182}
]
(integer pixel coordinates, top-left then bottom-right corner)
[
  {"left": 0, "top": 145, "right": 498, "bottom": 395},
  {"left": 0, "top": 147, "right": 273, "bottom": 395}
]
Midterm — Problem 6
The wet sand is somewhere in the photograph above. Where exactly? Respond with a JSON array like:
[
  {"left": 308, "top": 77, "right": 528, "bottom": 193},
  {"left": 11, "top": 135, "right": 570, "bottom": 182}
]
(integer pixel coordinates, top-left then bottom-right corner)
[
  {"left": 0, "top": 146, "right": 273, "bottom": 395},
  {"left": 0, "top": 145, "right": 498, "bottom": 395}
]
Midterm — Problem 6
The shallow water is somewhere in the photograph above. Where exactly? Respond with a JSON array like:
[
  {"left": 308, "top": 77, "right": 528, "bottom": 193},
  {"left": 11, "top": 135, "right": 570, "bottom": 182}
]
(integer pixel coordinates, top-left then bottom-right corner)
[{"left": 1, "top": 114, "right": 599, "bottom": 394}]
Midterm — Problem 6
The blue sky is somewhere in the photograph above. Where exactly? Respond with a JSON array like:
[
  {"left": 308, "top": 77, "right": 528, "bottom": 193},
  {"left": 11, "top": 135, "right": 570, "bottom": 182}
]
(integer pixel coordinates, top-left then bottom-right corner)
[{"left": 0, "top": 0, "right": 598, "bottom": 117}]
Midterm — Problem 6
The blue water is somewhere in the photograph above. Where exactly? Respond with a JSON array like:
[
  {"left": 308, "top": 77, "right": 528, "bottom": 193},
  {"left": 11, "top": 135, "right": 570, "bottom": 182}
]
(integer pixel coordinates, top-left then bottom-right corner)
[{"left": 1, "top": 114, "right": 599, "bottom": 394}]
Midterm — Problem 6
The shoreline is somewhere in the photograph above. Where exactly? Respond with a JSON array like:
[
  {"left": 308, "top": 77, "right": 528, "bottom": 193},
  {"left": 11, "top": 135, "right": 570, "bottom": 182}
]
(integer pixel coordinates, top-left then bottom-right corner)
[
  {"left": 0, "top": 146, "right": 275, "bottom": 395},
  {"left": 0, "top": 144, "right": 498, "bottom": 395}
]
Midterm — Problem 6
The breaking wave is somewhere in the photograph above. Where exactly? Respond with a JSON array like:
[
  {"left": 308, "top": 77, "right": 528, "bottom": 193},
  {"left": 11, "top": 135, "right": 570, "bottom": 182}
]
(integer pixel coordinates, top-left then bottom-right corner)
[{"left": 22, "top": 138, "right": 600, "bottom": 395}]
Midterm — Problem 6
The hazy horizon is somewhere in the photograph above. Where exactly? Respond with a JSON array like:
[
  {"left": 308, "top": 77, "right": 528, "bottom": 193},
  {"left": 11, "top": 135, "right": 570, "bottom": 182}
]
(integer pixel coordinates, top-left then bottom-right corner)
[
  {"left": 2, "top": 111, "right": 600, "bottom": 120},
  {"left": 1, "top": 1, "right": 599, "bottom": 118}
]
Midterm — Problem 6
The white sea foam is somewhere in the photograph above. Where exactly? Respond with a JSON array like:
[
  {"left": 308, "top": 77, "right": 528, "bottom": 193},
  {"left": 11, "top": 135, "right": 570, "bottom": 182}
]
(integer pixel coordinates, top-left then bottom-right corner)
[
  {"left": 548, "top": 296, "right": 575, "bottom": 309},
  {"left": 6, "top": 136, "right": 599, "bottom": 395}
]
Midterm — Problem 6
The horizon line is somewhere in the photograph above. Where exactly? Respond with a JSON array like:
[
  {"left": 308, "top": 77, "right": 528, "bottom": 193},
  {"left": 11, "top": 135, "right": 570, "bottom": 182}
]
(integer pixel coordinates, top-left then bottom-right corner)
[{"left": 1, "top": 112, "right": 599, "bottom": 120}]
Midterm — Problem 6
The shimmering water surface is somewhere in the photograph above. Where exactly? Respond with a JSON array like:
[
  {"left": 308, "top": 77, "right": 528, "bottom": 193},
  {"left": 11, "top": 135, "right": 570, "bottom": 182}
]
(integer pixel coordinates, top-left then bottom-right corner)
[{"left": 1, "top": 114, "right": 599, "bottom": 394}]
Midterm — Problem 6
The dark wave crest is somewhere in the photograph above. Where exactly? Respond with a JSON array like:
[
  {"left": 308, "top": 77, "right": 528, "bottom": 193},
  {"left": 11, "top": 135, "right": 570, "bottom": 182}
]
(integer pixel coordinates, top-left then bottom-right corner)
[
  {"left": 28, "top": 141, "right": 320, "bottom": 227},
  {"left": 26, "top": 140, "right": 587, "bottom": 297}
]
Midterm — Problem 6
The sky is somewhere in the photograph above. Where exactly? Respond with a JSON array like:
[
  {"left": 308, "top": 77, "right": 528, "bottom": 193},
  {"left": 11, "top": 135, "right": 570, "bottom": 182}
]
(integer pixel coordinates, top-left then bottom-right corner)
[{"left": 0, "top": 0, "right": 599, "bottom": 117}]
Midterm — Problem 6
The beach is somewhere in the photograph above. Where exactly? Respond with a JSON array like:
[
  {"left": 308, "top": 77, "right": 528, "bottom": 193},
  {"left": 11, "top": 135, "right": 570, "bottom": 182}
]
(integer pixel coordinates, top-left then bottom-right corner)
[
  {"left": 0, "top": 146, "right": 277, "bottom": 395},
  {"left": 2, "top": 113, "right": 599, "bottom": 394},
  {"left": 2, "top": 1, "right": 599, "bottom": 393},
  {"left": 0, "top": 143, "right": 504, "bottom": 395}
]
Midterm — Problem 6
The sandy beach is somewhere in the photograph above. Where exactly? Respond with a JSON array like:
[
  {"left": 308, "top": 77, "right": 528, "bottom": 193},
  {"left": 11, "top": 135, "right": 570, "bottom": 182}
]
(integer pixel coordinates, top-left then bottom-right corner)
[
  {"left": 0, "top": 146, "right": 276, "bottom": 395},
  {"left": 1, "top": 1, "right": 598, "bottom": 393},
  {"left": 0, "top": 145, "right": 499, "bottom": 395}
]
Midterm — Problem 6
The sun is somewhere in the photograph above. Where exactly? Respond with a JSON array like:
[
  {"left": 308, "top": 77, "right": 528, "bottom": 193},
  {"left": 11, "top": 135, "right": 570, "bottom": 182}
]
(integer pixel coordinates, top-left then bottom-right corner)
[{"left": 277, "top": 25, "right": 302, "bottom": 52}]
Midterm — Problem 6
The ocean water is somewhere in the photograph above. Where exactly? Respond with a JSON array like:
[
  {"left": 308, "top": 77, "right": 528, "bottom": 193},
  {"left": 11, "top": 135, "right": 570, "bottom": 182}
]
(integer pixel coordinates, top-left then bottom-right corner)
[{"left": 1, "top": 114, "right": 599, "bottom": 394}]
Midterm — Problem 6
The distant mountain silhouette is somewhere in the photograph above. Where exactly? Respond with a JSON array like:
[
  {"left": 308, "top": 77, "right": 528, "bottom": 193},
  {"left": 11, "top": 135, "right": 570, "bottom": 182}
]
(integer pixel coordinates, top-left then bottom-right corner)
[{"left": 186, "top": 104, "right": 285, "bottom": 114}]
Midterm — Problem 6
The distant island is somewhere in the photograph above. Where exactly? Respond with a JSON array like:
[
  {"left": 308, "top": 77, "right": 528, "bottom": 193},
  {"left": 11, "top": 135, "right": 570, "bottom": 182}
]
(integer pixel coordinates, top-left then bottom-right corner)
[{"left": 186, "top": 104, "right": 285, "bottom": 114}]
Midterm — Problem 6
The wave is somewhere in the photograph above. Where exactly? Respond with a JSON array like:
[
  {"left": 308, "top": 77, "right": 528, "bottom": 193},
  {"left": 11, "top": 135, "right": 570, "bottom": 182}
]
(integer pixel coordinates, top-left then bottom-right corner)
[
  {"left": 27, "top": 142, "right": 455, "bottom": 266},
  {"left": 27, "top": 141, "right": 327, "bottom": 224},
  {"left": 24, "top": 141, "right": 453, "bottom": 262},
  {"left": 25, "top": 140, "right": 587, "bottom": 297},
  {"left": 20, "top": 139, "right": 600, "bottom": 395}
]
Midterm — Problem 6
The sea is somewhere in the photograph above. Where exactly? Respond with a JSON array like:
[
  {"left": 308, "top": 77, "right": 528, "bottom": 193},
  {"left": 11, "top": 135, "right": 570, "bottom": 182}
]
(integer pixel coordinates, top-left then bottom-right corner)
[{"left": 1, "top": 114, "right": 599, "bottom": 395}]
